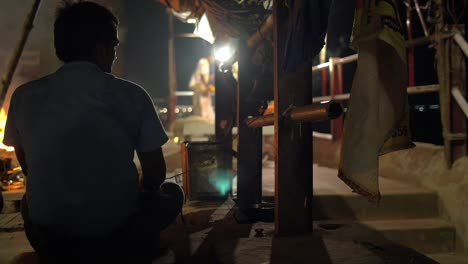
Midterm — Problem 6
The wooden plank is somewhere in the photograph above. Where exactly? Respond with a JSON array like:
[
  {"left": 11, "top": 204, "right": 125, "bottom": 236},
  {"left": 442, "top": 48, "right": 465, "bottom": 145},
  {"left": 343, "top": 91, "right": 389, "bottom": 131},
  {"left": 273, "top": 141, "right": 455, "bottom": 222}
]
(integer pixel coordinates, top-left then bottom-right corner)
[
  {"left": 273, "top": 0, "right": 313, "bottom": 235},
  {"left": 236, "top": 41, "right": 263, "bottom": 210}
]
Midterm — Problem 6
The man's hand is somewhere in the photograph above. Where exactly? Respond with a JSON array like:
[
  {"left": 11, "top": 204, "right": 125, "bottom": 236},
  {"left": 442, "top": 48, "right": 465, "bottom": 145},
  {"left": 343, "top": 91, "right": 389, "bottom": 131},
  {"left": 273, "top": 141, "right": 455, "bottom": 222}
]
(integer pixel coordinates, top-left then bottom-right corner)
[{"left": 137, "top": 147, "right": 166, "bottom": 192}]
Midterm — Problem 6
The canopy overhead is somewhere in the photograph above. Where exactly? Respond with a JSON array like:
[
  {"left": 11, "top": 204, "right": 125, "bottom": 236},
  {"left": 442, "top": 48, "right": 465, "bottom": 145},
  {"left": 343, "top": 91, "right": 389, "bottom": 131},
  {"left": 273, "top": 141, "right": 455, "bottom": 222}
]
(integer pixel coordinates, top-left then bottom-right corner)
[{"left": 157, "top": 0, "right": 272, "bottom": 42}]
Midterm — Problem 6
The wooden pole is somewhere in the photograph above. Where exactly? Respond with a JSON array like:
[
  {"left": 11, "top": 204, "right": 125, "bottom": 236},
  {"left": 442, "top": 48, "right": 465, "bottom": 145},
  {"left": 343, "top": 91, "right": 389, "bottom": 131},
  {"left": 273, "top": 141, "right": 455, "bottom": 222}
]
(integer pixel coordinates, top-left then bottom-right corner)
[
  {"left": 168, "top": 11, "right": 177, "bottom": 130},
  {"left": 414, "top": 0, "right": 429, "bottom": 36},
  {"left": 236, "top": 42, "right": 263, "bottom": 210},
  {"left": 448, "top": 32, "right": 467, "bottom": 165},
  {"left": 320, "top": 44, "right": 328, "bottom": 96},
  {"left": 0, "top": 0, "right": 41, "bottom": 105},
  {"left": 214, "top": 61, "right": 235, "bottom": 172},
  {"left": 329, "top": 57, "right": 343, "bottom": 140},
  {"left": 451, "top": 87, "right": 468, "bottom": 119},
  {"left": 273, "top": 0, "right": 313, "bottom": 236},
  {"left": 407, "top": 0, "right": 416, "bottom": 87}
]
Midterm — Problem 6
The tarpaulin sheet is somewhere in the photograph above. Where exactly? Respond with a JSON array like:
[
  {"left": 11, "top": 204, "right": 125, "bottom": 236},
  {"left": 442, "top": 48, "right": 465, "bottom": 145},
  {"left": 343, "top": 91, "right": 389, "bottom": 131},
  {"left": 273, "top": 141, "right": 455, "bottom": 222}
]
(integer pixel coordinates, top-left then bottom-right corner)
[
  {"left": 338, "top": 0, "right": 415, "bottom": 200},
  {"left": 158, "top": 0, "right": 271, "bottom": 40}
]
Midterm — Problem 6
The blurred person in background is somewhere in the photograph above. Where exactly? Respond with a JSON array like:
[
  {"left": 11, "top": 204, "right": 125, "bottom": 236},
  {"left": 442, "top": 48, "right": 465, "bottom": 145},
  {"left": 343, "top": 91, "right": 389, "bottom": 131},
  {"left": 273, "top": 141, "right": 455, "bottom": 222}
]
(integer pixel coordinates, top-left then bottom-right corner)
[{"left": 189, "top": 55, "right": 215, "bottom": 122}]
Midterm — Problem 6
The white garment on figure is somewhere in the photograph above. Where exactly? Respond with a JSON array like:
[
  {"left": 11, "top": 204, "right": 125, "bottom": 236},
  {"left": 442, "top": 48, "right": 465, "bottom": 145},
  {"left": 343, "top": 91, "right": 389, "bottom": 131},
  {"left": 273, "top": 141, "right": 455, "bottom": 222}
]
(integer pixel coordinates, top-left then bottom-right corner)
[
  {"left": 189, "top": 58, "right": 215, "bottom": 122},
  {"left": 4, "top": 61, "right": 168, "bottom": 237}
]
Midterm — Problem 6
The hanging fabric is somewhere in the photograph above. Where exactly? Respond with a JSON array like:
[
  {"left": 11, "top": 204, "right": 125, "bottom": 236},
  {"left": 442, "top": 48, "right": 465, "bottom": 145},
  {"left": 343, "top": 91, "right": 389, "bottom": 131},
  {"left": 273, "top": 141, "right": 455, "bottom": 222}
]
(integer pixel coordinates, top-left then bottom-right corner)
[
  {"left": 282, "top": 0, "right": 331, "bottom": 72},
  {"left": 338, "top": 0, "right": 415, "bottom": 200}
]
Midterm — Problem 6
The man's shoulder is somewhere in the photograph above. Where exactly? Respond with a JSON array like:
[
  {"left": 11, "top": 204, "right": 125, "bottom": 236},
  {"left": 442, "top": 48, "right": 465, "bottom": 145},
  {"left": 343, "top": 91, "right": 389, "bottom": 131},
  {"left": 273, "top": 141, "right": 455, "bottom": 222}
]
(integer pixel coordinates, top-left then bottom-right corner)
[
  {"left": 13, "top": 74, "right": 53, "bottom": 97},
  {"left": 109, "top": 76, "right": 151, "bottom": 98}
]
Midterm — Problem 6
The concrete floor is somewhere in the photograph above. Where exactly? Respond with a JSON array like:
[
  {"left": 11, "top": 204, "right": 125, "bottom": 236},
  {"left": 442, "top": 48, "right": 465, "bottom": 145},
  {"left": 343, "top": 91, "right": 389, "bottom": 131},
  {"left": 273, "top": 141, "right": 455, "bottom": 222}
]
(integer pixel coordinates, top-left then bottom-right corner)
[
  {"left": 1, "top": 163, "right": 452, "bottom": 263},
  {"left": 233, "top": 161, "right": 432, "bottom": 197}
]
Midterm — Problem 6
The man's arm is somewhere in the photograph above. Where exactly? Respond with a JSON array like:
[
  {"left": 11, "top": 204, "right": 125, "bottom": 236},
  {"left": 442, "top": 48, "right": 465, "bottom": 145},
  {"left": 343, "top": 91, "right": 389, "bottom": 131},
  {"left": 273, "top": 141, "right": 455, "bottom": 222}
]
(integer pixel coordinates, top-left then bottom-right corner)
[
  {"left": 137, "top": 147, "right": 166, "bottom": 192},
  {"left": 14, "top": 144, "right": 28, "bottom": 176}
]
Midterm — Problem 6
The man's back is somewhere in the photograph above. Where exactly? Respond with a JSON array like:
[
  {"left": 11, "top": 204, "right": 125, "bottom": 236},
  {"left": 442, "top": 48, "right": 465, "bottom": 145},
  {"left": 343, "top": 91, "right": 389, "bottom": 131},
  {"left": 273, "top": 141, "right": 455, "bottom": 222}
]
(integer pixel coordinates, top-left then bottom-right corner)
[{"left": 6, "top": 62, "right": 165, "bottom": 236}]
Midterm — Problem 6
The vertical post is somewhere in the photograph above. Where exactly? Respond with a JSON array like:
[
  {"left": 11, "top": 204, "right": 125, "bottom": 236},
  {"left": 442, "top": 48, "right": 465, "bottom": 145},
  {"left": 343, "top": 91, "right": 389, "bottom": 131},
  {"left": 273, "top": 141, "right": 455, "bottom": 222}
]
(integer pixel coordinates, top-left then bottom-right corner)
[
  {"left": 329, "top": 57, "right": 343, "bottom": 140},
  {"left": 321, "top": 69, "right": 328, "bottom": 96},
  {"left": 448, "top": 33, "right": 467, "bottom": 164},
  {"left": 236, "top": 42, "right": 263, "bottom": 210},
  {"left": 168, "top": 11, "right": 177, "bottom": 130},
  {"left": 436, "top": 0, "right": 452, "bottom": 167},
  {"left": 407, "top": 0, "right": 416, "bottom": 86},
  {"left": 215, "top": 61, "right": 235, "bottom": 171},
  {"left": 273, "top": 0, "right": 313, "bottom": 235},
  {"left": 320, "top": 46, "right": 328, "bottom": 96},
  {"left": 336, "top": 62, "right": 344, "bottom": 139},
  {"left": 436, "top": 0, "right": 467, "bottom": 167}
]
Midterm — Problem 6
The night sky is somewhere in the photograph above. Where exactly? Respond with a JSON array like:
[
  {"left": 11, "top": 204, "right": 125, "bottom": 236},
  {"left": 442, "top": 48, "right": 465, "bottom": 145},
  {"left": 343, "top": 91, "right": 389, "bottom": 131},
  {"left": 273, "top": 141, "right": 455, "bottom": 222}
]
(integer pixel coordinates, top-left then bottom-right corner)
[{"left": 123, "top": 0, "right": 211, "bottom": 101}]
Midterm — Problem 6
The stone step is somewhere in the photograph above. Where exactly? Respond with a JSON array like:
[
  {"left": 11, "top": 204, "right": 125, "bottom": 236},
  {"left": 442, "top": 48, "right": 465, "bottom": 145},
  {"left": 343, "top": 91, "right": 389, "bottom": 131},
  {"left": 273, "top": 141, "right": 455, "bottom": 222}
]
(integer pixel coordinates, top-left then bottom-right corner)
[
  {"left": 360, "top": 218, "right": 455, "bottom": 254},
  {"left": 312, "top": 191, "right": 439, "bottom": 221},
  {"left": 262, "top": 190, "right": 439, "bottom": 221},
  {"left": 259, "top": 165, "right": 441, "bottom": 221},
  {"left": 1, "top": 190, "right": 23, "bottom": 214},
  {"left": 427, "top": 253, "right": 468, "bottom": 264},
  {"left": 0, "top": 213, "right": 24, "bottom": 232}
]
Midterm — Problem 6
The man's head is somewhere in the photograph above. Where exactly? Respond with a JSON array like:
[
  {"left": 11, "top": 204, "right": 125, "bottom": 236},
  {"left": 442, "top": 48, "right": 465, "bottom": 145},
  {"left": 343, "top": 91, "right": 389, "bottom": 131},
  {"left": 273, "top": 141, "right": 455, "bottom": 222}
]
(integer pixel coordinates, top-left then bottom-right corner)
[{"left": 54, "top": 1, "right": 119, "bottom": 73}]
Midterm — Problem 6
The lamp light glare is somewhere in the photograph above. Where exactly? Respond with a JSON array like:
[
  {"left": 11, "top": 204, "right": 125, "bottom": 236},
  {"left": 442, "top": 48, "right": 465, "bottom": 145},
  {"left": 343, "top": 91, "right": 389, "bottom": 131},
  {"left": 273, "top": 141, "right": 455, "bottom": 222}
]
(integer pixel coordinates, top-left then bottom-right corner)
[{"left": 214, "top": 46, "right": 233, "bottom": 63}]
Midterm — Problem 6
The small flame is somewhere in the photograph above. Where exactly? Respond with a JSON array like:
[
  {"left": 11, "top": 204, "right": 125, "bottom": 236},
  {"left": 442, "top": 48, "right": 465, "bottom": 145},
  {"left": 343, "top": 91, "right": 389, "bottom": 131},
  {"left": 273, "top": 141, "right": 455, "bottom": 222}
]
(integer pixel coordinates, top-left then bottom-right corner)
[{"left": 0, "top": 108, "right": 14, "bottom": 152}]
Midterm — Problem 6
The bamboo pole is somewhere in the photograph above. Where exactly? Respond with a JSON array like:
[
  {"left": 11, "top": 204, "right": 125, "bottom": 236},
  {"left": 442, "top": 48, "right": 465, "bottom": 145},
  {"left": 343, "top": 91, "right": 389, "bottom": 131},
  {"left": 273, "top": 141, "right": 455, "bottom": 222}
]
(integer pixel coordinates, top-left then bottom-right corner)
[
  {"left": 245, "top": 101, "right": 342, "bottom": 128},
  {"left": 414, "top": 0, "right": 429, "bottom": 36},
  {"left": 454, "top": 33, "right": 468, "bottom": 58},
  {"left": 0, "top": 0, "right": 42, "bottom": 105},
  {"left": 451, "top": 87, "right": 468, "bottom": 119},
  {"left": 247, "top": 15, "right": 273, "bottom": 48}
]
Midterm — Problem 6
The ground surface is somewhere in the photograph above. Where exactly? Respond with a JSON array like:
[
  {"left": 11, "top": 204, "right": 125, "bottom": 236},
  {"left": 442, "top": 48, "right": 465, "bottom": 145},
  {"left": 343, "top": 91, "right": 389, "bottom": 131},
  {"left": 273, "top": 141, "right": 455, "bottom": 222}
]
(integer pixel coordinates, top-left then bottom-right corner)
[
  {"left": 0, "top": 202, "right": 440, "bottom": 264},
  {"left": 1, "top": 161, "right": 453, "bottom": 263}
]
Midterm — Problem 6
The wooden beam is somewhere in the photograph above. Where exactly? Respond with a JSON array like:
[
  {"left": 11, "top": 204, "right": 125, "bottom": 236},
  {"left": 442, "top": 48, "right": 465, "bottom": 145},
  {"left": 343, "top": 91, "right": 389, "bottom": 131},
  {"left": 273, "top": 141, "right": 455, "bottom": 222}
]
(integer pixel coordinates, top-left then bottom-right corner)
[
  {"left": 247, "top": 15, "right": 274, "bottom": 48},
  {"left": 236, "top": 42, "right": 263, "bottom": 210},
  {"left": 273, "top": 0, "right": 313, "bottom": 235}
]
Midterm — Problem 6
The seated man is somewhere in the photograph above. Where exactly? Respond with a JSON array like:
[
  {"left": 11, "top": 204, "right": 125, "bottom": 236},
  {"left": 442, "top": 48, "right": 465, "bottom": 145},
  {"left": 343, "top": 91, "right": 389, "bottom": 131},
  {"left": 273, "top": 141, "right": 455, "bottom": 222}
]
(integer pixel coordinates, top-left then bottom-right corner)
[{"left": 4, "top": 1, "right": 183, "bottom": 263}]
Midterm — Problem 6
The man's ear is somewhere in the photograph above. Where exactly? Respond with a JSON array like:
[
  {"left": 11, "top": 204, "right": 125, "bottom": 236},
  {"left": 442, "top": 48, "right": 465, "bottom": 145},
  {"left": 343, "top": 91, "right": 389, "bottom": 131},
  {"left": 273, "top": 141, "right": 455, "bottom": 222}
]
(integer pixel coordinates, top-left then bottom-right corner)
[{"left": 94, "top": 43, "right": 106, "bottom": 60}]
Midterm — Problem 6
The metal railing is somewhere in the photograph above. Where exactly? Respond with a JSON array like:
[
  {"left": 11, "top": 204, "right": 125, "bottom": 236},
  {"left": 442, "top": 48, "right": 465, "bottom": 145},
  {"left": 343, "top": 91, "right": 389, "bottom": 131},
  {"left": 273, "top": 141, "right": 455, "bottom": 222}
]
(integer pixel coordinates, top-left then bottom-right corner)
[{"left": 245, "top": 101, "right": 342, "bottom": 128}]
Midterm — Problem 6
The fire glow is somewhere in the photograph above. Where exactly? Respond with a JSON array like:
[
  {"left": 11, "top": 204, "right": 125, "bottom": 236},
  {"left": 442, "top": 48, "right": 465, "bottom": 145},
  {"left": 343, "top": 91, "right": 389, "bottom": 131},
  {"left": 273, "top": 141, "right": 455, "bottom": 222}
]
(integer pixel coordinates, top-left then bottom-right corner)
[{"left": 0, "top": 109, "right": 14, "bottom": 152}]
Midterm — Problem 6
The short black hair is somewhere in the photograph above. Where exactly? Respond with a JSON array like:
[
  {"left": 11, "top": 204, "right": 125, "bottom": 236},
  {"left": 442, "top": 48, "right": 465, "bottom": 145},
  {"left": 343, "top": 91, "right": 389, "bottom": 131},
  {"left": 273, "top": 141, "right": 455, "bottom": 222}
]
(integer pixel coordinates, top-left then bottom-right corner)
[{"left": 54, "top": 0, "right": 119, "bottom": 62}]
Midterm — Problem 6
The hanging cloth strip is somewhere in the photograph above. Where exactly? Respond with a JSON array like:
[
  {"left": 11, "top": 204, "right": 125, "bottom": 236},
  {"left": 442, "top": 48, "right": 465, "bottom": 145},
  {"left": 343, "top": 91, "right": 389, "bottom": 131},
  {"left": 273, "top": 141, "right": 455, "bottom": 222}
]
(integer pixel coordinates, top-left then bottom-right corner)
[{"left": 338, "top": 0, "right": 415, "bottom": 201}]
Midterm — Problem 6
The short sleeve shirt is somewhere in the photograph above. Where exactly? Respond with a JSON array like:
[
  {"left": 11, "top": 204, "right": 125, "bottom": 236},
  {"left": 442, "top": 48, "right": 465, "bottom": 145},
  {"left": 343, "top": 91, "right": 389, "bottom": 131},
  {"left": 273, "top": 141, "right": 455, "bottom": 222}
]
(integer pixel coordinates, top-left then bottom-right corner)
[{"left": 4, "top": 62, "right": 168, "bottom": 236}]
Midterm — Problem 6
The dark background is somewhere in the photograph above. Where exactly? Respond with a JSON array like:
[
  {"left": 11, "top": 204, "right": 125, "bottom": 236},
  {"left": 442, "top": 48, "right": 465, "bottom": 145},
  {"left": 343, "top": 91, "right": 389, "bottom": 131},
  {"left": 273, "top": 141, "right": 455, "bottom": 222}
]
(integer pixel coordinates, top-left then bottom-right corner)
[
  {"left": 122, "top": 0, "right": 445, "bottom": 145},
  {"left": 123, "top": 0, "right": 211, "bottom": 101}
]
